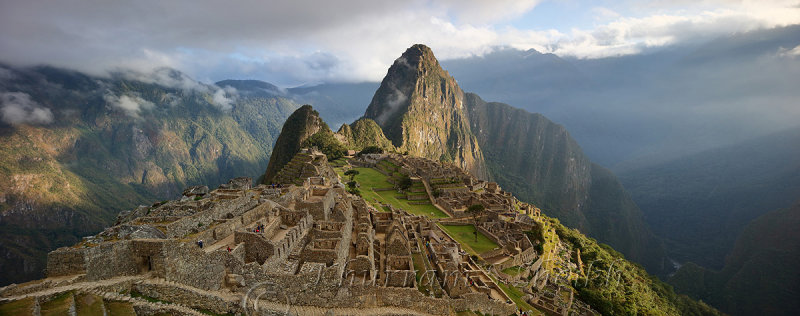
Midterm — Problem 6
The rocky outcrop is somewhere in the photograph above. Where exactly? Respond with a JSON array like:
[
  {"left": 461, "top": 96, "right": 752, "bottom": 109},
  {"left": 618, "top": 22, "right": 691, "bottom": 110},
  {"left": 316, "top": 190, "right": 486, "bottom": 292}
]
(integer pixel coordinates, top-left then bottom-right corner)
[
  {"left": 363, "top": 44, "right": 489, "bottom": 179},
  {"left": 262, "top": 105, "right": 327, "bottom": 184},
  {"left": 336, "top": 118, "right": 395, "bottom": 152}
]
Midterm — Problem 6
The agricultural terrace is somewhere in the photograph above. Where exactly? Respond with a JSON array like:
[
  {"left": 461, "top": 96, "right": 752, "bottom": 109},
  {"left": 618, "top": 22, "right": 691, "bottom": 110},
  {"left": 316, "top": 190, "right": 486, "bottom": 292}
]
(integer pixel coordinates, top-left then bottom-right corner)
[
  {"left": 332, "top": 160, "right": 448, "bottom": 218},
  {"left": 438, "top": 224, "right": 499, "bottom": 255}
]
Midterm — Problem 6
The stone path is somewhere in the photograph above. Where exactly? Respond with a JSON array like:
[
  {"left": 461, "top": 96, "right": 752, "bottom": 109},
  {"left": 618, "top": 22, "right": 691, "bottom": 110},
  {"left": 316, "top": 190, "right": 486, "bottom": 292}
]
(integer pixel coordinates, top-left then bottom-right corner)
[
  {"left": 204, "top": 232, "right": 235, "bottom": 253},
  {"left": 143, "top": 277, "right": 240, "bottom": 302},
  {"left": 0, "top": 275, "right": 145, "bottom": 303},
  {"left": 250, "top": 299, "right": 438, "bottom": 316}
]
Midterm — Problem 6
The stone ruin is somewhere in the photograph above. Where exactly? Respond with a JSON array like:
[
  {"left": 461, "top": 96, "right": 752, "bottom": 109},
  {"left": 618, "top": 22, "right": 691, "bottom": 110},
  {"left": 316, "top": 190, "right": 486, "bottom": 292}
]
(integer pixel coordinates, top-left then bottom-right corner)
[{"left": 0, "top": 150, "right": 522, "bottom": 316}]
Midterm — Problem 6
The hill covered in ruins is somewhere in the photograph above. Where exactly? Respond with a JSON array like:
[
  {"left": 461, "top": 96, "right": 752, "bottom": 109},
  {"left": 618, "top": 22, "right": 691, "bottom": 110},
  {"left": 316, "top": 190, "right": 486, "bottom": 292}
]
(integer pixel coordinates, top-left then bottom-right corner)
[
  {"left": 266, "top": 44, "right": 667, "bottom": 276},
  {"left": 0, "top": 147, "right": 718, "bottom": 315}
]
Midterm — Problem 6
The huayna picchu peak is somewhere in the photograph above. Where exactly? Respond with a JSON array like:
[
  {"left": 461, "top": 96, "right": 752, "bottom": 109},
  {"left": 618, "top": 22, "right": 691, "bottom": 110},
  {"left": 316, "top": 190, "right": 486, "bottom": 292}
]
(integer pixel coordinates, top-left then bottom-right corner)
[
  {"left": 0, "top": 45, "right": 718, "bottom": 315},
  {"left": 363, "top": 44, "right": 490, "bottom": 180}
]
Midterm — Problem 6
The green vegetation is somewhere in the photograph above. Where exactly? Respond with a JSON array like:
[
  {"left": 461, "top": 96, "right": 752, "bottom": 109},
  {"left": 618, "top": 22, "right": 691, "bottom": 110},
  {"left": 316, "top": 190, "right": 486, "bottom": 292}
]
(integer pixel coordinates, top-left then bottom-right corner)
[
  {"left": 104, "top": 301, "right": 136, "bottom": 316},
  {"left": 262, "top": 104, "right": 322, "bottom": 183},
  {"left": 495, "top": 279, "right": 540, "bottom": 315},
  {"left": 669, "top": 202, "right": 800, "bottom": 316},
  {"left": 339, "top": 118, "right": 395, "bottom": 152},
  {"left": 346, "top": 167, "right": 448, "bottom": 218},
  {"left": 0, "top": 297, "right": 34, "bottom": 315},
  {"left": 545, "top": 217, "right": 721, "bottom": 316},
  {"left": 466, "top": 204, "right": 485, "bottom": 242},
  {"left": 438, "top": 224, "right": 498, "bottom": 255},
  {"left": 357, "top": 145, "right": 384, "bottom": 155},
  {"left": 501, "top": 266, "right": 522, "bottom": 276},
  {"left": 0, "top": 66, "right": 298, "bottom": 284},
  {"left": 302, "top": 130, "right": 347, "bottom": 161},
  {"left": 75, "top": 293, "right": 105, "bottom": 316},
  {"left": 467, "top": 93, "right": 666, "bottom": 275},
  {"left": 40, "top": 291, "right": 73, "bottom": 316}
]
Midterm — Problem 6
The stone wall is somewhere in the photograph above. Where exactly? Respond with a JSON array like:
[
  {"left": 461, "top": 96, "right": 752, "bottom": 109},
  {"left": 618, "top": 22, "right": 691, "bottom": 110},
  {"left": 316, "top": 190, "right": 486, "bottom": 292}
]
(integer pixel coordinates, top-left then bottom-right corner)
[
  {"left": 85, "top": 241, "right": 138, "bottom": 281},
  {"left": 234, "top": 231, "right": 274, "bottom": 264},
  {"left": 163, "top": 242, "right": 226, "bottom": 291},
  {"left": 166, "top": 195, "right": 257, "bottom": 238},
  {"left": 131, "top": 239, "right": 167, "bottom": 277},
  {"left": 45, "top": 247, "right": 87, "bottom": 277}
]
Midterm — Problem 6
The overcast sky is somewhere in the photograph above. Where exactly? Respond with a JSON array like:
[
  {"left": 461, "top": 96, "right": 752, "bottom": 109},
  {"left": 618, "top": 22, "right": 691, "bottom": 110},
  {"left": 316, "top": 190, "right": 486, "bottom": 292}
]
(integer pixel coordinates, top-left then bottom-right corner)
[{"left": 1, "top": 0, "right": 798, "bottom": 86}]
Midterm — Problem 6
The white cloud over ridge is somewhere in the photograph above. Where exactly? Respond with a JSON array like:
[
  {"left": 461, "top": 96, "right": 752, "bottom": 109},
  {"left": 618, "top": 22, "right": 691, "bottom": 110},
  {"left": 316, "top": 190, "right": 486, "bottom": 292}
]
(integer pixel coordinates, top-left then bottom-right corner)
[
  {"left": 0, "top": 0, "right": 797, "bottom": 84},
  {"left": 103, "top": 93, "right": 154, "bottom": 118},
  {"left": 0, "top": 92, "right": 54, "bottom": 125}
]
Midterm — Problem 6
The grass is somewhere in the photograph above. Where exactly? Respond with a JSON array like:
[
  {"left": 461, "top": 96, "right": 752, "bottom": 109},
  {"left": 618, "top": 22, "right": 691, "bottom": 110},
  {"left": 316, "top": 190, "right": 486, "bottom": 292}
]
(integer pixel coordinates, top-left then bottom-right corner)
[
  {"left": 438, "top": 224, "right": 499, "bottom": 255},
  {"left": 104, "top": 301, "right": 136, "bottom": 316},
  {"left": 495, "top": 279, "right": 542, "bottom": 315},
  {"left": 502, "top": 266, "right": 523, "bottom": 276},
  {"left": 75, "top": 293, "right": 104, "bottom": 316},
  {"left": 0, "top": 297, "right": 35, "bottom": 315},
  {"left": 40, "top": 291, "right": 73, "bottom": 316},
  {"left": 347, "top": 167, "right": 449, "bottom": 218}
]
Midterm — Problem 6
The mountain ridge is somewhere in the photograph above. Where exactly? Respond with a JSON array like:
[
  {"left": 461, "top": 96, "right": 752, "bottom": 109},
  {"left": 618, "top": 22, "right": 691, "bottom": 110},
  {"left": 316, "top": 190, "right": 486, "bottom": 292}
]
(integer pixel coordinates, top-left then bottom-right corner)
[{"left": 0, "top": 65, "right": 298, "bottom": 285}]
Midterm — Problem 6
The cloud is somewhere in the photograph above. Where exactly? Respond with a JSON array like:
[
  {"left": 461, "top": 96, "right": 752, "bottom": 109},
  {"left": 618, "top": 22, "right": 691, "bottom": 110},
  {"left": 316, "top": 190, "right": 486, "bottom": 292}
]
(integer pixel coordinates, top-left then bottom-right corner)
[
  {"left": 103, "top": 93, "right": 154, "bottom": 118},
  {"left": 0, "top": 92, "right": 54, "bottom": 125},
  {"left": 0, "top": 0, "right": 797, "bottom": 84},
  {"left": 212, "top": 86, "right": 238, "bottom": 111},
  {"left": 778, "top": 45, "right": 800, "bottom": 57}
]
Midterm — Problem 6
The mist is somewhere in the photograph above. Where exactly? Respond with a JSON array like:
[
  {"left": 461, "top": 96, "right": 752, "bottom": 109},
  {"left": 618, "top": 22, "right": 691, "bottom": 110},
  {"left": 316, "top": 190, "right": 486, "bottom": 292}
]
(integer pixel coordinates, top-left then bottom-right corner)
[{"left": 442, "top": 25, "right": 800, "bottom": 170}]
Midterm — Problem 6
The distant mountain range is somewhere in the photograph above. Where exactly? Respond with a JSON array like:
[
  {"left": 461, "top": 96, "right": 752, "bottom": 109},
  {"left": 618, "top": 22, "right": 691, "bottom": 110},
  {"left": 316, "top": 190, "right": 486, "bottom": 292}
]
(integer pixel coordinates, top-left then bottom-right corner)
[
  {"left": 0, "top": 65, "right": 299, "bottom": 285},
  {"left": 669, "top": 201, "right": 800, "bottom": 316},
  {"left": 619, "top": 126, "right": 800, "bottom": 269}
]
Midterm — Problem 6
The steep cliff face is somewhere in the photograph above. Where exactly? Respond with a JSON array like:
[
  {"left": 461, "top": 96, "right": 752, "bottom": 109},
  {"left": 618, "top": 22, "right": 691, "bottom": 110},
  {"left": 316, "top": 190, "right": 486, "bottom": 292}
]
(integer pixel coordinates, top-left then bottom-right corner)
[
  {"left": 363, "top": 44, "right": 488, "bottom": 179},
  {"left": 0, "top": 65, "right": 298, "bottom": 285},
  {"left": 465, "top": 93, "right": 591, "bottom": 227},
  {"left": 262, "top": 105, "right": 327, "bottom": 183},
  {"left": 465, "top": 92, "right": 666, "bottom": 273}
]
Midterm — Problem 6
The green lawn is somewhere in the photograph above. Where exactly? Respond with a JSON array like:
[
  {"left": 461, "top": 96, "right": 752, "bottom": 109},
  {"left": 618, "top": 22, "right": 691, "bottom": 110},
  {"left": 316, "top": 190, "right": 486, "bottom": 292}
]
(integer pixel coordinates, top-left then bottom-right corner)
[
  {"left": 0, "top": 297, "right": 35, "bottom": 315},
  {"left": 438, "top": 224, "right": 499, "bottom": 255},
  {"left": 40, "top": 292, "right": 73, "bottom": 316},
  {"left": 75, "top": 293, "right": 105, "bottom": 316},
  {"left": 494, "top": 278, "right": 543, "bottom": 315},
  {"left": 104, "top": 301, "right": 136, "bottom": 316},
  {"left": 502, "top": 266, "right": 523, "bottom": 276},
  {"left": 348, "top": 167, "right": 449, "bottom": 218}
]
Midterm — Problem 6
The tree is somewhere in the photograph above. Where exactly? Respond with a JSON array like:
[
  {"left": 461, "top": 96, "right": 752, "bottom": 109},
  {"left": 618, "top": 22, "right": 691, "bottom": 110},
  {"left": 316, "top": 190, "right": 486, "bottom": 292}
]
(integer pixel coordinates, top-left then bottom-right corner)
[
  {"left": 358, "top": 146, "right": 383, "bottom": 156},
  {"left": 466, "top": 204, "right": 485, "bottom": 242},
  {"left": 396, "top": 174, "right": 412, "bottom": 191},
  {"left": 344, "top": 169, "right": 359, "bottom": 182}
]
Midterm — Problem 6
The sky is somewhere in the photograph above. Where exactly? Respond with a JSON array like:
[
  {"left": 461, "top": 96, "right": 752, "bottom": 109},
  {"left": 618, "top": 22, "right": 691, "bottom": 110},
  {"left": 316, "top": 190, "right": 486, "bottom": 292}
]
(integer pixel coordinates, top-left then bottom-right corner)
[{"left": 0, "top": 0, "right": 799, "bottom": 86}]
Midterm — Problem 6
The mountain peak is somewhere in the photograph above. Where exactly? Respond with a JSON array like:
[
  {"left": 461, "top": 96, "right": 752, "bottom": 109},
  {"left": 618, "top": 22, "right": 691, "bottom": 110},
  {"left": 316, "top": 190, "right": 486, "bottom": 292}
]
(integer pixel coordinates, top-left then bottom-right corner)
[
  {"left": 261, "top": 104, "right": 327, "bottom": 183},
  {"left": 362, "top": 44, "right": 489, "bottom": 179}
]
